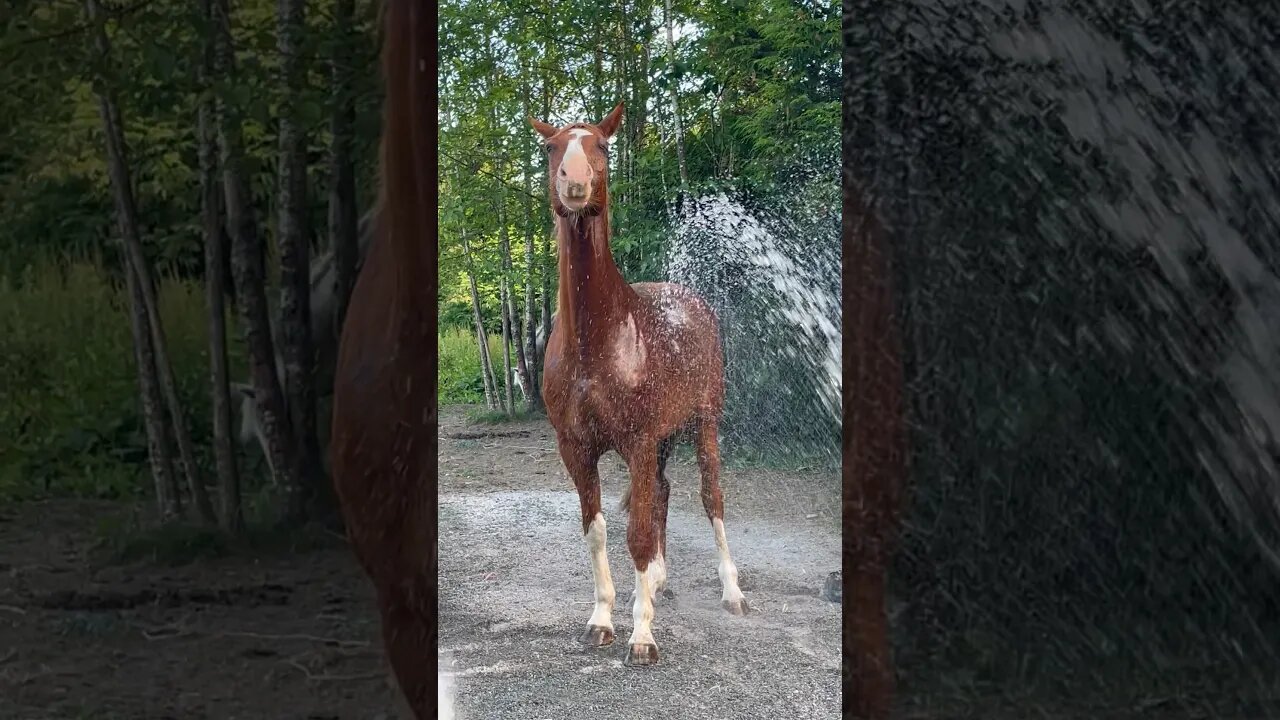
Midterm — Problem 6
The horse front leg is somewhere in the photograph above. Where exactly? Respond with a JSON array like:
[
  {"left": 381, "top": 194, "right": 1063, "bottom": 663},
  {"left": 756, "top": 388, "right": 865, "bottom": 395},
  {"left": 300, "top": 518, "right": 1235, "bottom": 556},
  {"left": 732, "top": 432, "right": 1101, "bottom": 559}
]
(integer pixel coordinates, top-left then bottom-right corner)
[
  {"left": 555, "top": 435, "right": 614, "bottom": 647},
  {"left": 622, "top": 441, "right": 662, "bottom": 666}
]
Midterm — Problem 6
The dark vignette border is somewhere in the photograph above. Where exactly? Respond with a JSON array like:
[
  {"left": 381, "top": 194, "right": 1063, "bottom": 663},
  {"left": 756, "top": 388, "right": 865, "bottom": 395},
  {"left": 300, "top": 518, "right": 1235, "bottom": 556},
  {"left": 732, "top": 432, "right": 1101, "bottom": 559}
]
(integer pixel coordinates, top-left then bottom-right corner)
[{"left": 841, "top": 1, "right": 909, "bottom": 718}]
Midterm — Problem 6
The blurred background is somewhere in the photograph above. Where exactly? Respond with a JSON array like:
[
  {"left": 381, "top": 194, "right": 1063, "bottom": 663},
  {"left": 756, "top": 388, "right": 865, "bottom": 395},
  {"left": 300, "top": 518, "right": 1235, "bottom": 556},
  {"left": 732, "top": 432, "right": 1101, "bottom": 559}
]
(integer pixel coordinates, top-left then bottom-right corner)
[{"left": 846, "top": 0, "right": 1280, "bottom": 716}]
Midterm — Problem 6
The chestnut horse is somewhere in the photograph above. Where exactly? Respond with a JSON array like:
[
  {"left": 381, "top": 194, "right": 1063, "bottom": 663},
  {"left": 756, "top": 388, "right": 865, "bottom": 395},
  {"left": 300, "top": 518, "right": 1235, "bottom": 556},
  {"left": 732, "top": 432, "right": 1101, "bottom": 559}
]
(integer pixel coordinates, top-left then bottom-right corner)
[
  {"left": 531, "top": 103, "right": 748, "bottom": 667},
  {"left": 329, "top": 0, "right": 434, "bottom": 715}
]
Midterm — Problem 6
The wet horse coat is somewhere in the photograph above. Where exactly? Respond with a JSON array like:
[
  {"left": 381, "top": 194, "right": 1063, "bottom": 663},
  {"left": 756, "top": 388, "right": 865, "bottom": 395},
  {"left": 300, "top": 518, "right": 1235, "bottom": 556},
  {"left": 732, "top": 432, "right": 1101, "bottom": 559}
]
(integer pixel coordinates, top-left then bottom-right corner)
[
  {"left": 328, "top": 0, "right": 435, "bottom": 715},
  {"left": 532, "top": 104, "right": 747, "bottom": 667}
]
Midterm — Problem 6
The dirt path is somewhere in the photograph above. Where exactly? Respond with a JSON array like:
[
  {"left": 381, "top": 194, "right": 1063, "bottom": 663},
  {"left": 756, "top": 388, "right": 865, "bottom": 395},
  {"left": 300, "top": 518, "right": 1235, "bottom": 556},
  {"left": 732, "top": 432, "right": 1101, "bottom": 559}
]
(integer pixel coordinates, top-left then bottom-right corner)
[
  {"left": 0, "top": 501, "right": 403, "bottom": 719},
  {"left": 437, "top": 406, "right": 843, "bottom": 719},
  {"left": 0, "top": 406, "right": 840, "bottom": 720}
]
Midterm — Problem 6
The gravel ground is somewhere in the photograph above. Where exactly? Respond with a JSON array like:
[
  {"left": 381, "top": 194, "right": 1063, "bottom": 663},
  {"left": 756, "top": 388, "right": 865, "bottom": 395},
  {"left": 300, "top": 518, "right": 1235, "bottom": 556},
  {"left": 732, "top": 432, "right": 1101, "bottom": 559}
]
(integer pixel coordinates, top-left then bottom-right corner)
[{"left": 437, "top": 408, "right": 843, "bottom": 720}]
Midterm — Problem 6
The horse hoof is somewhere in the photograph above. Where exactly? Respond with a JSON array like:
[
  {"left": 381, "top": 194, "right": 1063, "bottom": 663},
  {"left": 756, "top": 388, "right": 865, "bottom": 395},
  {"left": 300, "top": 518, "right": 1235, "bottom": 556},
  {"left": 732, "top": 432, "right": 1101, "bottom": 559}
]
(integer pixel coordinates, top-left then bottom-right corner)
[
  {"left": 723, "top": 598, "right": 749, "bottom": 616},
  {"left": 624, "top": 643, "right": 660, "bottom": 666},
  {"left": 579, "top": 625, "right": 615, "bottom": 647}
]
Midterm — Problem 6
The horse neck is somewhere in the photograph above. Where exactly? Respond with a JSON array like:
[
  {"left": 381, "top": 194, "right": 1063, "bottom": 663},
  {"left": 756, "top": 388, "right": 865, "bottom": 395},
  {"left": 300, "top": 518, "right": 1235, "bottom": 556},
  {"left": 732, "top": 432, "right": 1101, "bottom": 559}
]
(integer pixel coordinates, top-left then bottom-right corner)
[{"left": 555, "top": 206, "right": 634, "bottom": 364}]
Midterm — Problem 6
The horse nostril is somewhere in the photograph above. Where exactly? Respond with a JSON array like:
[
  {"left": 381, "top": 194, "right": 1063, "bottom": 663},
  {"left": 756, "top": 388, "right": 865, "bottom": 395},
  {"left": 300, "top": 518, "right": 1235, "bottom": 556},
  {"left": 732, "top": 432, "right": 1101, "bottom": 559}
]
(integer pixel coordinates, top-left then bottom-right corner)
[{"left": 559, "top": 167, "right": 567, "bottom": 177}]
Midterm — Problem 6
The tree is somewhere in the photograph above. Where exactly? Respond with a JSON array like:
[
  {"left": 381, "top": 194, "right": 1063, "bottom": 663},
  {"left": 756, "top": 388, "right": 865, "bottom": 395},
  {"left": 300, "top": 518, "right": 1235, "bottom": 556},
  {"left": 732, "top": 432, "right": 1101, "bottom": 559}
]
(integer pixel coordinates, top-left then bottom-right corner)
[
  {"left": 85, "top": 0, "right": 216, "bottom": 526},
  {"left": 329, "top": 0, "right": 360, "bottom": 335},
  {"left": 275, "top": 0, "right": 326, "bottom": 524},
  {"left": 211, "top": 0, "right": 297, "bottom": 505},
  {"left": 198, "top": 0, "right": 242, "bottom": 534}
]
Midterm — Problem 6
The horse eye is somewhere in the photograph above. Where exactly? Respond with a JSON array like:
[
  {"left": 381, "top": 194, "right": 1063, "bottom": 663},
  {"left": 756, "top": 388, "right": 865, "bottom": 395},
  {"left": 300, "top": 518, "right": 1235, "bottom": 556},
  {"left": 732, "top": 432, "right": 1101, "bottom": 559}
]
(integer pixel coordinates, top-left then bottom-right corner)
[
  {"left": 598, "top": 140, "right": 609, "bottom": 153},
  {"left": 543, "top": 143, "right": 553, "bottom": 154}
]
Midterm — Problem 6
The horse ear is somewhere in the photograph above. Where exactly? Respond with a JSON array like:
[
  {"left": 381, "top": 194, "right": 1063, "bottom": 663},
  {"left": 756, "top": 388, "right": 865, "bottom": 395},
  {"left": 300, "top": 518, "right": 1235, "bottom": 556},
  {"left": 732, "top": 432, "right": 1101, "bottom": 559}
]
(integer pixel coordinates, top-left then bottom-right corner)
[
  {"left": 596, "top": 102, "right": 624, "bottom": 139},
  {"left": 530, "top": 117, "right": 557, "bottom": 139}
]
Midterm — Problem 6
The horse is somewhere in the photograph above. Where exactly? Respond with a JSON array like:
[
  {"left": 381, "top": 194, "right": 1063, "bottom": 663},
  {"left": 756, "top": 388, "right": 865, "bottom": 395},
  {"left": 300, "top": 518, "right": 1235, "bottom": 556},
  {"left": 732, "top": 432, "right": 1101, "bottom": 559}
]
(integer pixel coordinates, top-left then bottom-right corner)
[
  {"left": 328, "top": 0, "right": 435, "bottom": 715},
  {"left": 531, "top": 103, "right": 747, "bottom": 667}
]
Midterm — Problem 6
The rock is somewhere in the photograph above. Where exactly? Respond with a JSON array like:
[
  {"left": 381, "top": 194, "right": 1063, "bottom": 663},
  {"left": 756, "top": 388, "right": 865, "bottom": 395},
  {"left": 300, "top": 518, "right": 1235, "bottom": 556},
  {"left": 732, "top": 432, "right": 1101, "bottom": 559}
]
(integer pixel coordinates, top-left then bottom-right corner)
[{"left": 821, "top": 571, "right": 841, "bottom": 603}]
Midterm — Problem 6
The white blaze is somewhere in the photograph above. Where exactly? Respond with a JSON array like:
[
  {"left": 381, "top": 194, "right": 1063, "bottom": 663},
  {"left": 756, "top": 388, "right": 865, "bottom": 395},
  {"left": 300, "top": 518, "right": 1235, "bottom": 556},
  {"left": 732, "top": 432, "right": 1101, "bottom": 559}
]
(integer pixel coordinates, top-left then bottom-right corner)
[
  {"left": 585, "top": 513, "right": 615, "bottom": 631},
  {"left": 561, "top": 128, "right": 594, "bottom": 183},
  {"left": 714, "top": 518, "right": 746, "bottom": 607}
]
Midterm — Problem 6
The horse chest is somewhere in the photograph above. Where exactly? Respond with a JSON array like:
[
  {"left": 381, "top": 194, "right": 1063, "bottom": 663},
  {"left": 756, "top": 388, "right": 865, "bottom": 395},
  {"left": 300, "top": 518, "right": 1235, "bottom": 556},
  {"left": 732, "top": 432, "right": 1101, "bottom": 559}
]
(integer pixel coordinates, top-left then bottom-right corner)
[{"left": 550, "top": 316, "right": 652, "bottom": 437}]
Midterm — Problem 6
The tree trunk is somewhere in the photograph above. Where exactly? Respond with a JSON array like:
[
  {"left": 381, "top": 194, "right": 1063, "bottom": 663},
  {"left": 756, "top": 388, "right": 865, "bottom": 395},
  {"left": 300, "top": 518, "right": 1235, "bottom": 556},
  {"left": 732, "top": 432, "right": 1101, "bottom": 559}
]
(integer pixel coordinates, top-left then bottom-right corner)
[
  {"left": 506, "top": 281, "right": 529, "bottom": 403},
  {"left": 200, "top": 0, "right": 242, "bottom": 534},
  {"left": 497, "top": 192, "right": 529, "bottom": 413},
  {"left": 124, "top": 259, "right": 181, "bottom": 521},
  {"left": 499, "top": 282, "right": 514, "bottom": 414},
  {"left": 461, "top": 228, "right": 498, "bottom": 409},
  {"left": 517, "top": 73, "right": 542, "bottom": 409},
  {"left": 519, "top": 190, "right": 540, "bottom": 407},
  {"left": 86, "top": 0, "right": 215, "bottom": 526},
  {"left": 212, "top": 0, "right": 295, "bottom": 494},
  {"left": 662, "top": 0, "right": 688, "bottom": 190},
  {"left": 538, "top": 82, "right": 554, "bottom": 354},
  {"left": 275, "top": 0, "right": 324, "bottom": 525},
  {"left": 329, "top": 0, "right": 359, "bottom": 336}
]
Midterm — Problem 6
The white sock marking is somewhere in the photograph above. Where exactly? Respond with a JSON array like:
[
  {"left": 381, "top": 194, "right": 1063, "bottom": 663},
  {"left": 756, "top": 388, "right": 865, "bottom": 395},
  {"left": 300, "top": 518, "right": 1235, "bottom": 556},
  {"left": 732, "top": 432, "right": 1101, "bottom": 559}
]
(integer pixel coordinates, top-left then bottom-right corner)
[
  {"left": 713, "top": 518, "right": 745, "bottom": 605},
  {"left": 629, "top": 562, "right": 659, "bottom": 648},
  {"left": 585, "top": 513, "right": 615, "bottom": 630},
  {"left": 652, "top": 552, "right": 667, "bottom": 592}
]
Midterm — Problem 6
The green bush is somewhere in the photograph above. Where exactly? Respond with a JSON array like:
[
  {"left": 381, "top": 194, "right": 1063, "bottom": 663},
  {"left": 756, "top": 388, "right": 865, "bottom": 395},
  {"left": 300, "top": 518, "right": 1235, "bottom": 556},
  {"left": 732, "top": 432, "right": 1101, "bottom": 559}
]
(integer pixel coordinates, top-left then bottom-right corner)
[{"left": 0, "top": 257, "right": 243, "bottom": 501}]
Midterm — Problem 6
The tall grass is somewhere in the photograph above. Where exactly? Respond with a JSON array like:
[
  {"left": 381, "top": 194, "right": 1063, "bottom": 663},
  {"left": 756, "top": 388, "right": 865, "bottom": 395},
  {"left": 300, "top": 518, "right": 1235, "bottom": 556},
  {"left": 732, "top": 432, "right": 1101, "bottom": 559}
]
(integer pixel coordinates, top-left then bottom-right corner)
[
  {"left": 0, "top": 257, "right": 246, "bottom": 500},
  {"left": 437, "top": 326, "right": 513, "bottom": 406}
]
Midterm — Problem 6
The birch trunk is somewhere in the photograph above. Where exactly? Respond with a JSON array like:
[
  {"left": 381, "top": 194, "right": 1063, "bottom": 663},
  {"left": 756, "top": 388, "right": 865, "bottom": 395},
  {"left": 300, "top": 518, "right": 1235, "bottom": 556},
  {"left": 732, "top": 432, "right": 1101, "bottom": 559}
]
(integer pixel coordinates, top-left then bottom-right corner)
[
  {"left": 86, "top": 0, "right": 215, "bottom": 525},
  {"left": 329, "top": 0, "right": 359, "bottom": 335},
  {"left": 199, "top": 0, "right": 242, "bottom": 533},
  {"left": 275, "top": 0, "right": 324, "bottom": 524},
  {"left": 462, "top": 229, "right": 498, "bottom": 409},
  {"left": 663, "top": 0, "right": 688, "bottom": 189},
  {"left": 212, "top": 0, "right": 295, "bottom": 493}
]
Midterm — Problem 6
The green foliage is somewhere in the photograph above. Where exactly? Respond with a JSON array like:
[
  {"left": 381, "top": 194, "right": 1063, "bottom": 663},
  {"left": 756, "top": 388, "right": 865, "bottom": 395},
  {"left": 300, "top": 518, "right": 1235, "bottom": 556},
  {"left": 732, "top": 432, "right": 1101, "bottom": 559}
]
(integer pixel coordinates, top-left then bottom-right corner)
[
  {"left": 438, "top": 327, "right": 514, "bottom": 405},
  {"left": 0, "top": 258, "right": 247, "bottom": 501},
  {"left": 438, "top": 0, "right": 840, "bottom": 446},
  {"left": 0, "top": 0, "right": 383, "bottom": 503},
  {"left": 0, "top": 0, "right": 383, "bottom": 284}
]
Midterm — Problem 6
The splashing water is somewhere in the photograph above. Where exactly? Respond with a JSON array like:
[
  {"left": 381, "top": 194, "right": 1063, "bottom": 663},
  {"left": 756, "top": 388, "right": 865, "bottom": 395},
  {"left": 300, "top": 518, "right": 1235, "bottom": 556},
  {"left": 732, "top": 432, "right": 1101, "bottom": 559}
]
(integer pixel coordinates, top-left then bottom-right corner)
[{"left": 666, "top": 191, "right": 841, "bottom": 463}]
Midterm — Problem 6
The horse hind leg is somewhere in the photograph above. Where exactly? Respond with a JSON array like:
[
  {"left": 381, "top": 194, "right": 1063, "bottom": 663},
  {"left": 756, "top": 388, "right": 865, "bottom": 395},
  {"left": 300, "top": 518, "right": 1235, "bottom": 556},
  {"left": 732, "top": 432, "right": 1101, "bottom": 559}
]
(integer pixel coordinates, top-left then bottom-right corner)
[
  {"left": 695, "top": 417, "right": 748, "bottom": 616},
  {"left": 653, "top": 435, "right": 676, "bottom": 595},
  {"left": 556, "top": 436, "right": 615, "bottom": 647}
]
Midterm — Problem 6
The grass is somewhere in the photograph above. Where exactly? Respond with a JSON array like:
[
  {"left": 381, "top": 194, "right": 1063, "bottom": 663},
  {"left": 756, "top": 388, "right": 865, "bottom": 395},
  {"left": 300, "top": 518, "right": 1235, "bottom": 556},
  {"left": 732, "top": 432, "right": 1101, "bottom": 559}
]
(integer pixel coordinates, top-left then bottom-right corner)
[
  {"left": 0, "top": 256, "right": 248, "bottom": 502},
  {"left": 92, "top": 508, "right": 343, "bottom": 566},
  {"left": 438, "top": 325, "right": 517, "bottom": 405}
]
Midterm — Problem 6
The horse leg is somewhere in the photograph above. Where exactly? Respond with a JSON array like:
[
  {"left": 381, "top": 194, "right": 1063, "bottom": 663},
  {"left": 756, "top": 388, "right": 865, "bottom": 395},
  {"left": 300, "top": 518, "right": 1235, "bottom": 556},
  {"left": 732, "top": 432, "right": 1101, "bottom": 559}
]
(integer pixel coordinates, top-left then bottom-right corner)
[
  {"left": 556, "top": 435, "right": 615, "bottom": 647},
  {"left": 696, "top": 417, "right": 748, "bottom": 615},
  {"left": 654, "top": 435, "right": 676, "bottom": 595},
  {"left": 622, "top": 441, "right": 662, "bottom": 666}
]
